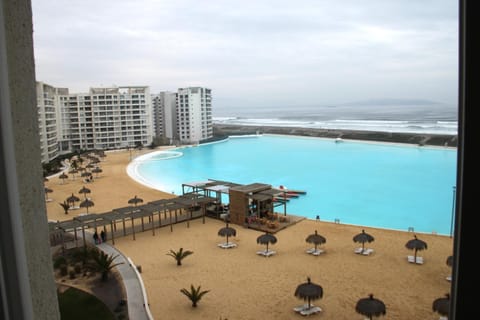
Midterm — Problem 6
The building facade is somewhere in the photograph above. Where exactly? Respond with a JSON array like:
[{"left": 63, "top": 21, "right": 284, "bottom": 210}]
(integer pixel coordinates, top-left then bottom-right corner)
[
  {"left": 36, "top": 81, "right": 60, "bottom": 163},
  {"left": 37, "top": 83, "right": 153, "bottom": 160},
  {"left": 152, "top": 91, "right": 177, "bottom": 144},
  {"left": 176, "top": 87, "right": 213, "bottom": 144}
]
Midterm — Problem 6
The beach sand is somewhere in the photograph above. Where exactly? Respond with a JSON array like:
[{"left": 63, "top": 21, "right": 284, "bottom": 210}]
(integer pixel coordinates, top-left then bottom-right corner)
[{"left": 45, "top": 148, "right": 454, "bottom": 320}]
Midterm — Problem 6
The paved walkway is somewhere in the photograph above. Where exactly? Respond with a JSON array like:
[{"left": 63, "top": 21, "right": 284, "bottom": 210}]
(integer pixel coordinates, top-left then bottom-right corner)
[{"left": 85, "top": 231, "right": 153, "bottom": 320}]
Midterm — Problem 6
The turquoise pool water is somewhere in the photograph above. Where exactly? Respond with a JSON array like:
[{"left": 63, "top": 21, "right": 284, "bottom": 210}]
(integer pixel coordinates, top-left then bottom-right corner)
[{"left": 129, "top": 135, "right": 457, "bottom": 235}]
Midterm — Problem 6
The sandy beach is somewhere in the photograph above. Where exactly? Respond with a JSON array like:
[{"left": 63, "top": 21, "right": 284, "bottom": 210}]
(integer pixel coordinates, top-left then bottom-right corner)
[{"left": 45, "top": 147, "right": 454, "bottom": 320}]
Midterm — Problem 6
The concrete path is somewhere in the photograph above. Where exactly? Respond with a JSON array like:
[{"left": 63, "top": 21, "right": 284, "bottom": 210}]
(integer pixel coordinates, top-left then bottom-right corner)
[{"left": 85, "top": 232, "right": 153, "bottom": 320}]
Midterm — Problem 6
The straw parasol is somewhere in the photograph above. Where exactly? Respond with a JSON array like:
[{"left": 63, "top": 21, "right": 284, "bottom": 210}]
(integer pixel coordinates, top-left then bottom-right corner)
[
  {"left": 91, "top": 166, "right": 103, "bottom": 178},
  {"left": 79, "top": 198, "right": 94, "bottom": 214},
  {"left": 305, "top": 230, "right": 326, "bottom": 253},
  {"left": 78, "top": 186, "right": 91, "bottom": 199},
  {"left": 355, "top": 294, "right": 386, "bottom": 319},
  {"left": 294, "top": 277, "right": 323, "bottom": 311},
  {"left": 44, "top": 187, "right": 53, "bottom": 202},
  {"left": 218, "top": 222, "right": 237, "bottom": 246},
  {"left": 68, "top": 168, "right": 78, "bottom": 179},
  {"left": 353, "top": 229, "right": 375, "bottom": 252},
  {"left": 405, "top": 234, "right": 428, "bottom": 263},
  {"left": 432, "top": 293, "right": 450, "bottom": 318},
  {"left": 257, "top": 232, "right": 277, "bottom": 253},
  {"left": 58, "top": 172, "right": 68, "bottom": 184},
  {"left": 66, "top": 193, "right": 80, "bottom": 209}
]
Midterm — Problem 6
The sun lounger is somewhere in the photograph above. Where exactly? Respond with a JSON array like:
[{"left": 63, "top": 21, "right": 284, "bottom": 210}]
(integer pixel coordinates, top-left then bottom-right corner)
[
  {"left": 354, "top": 247, "right": 364, "bottom": 254},
  {"left": 293, "top": 304, "right": 312, "bottom": 312},
  {"left": 218, "top": 242, "right": 237, "bottom": 249},
  {"left": 300, "top": 306, "right": 322, "bottom": 316},
  {"left": 256, "top": 250, "right": 276, "bottom": 257},
  {"left": 311, "top": 249, "right": 324, "bottom": 256},
  {"left": 407, "top": 255, "right": 424, "bottom": 264},
  {"left": 306, "top": 248, "right": 316, "bottom": 254},
  {"left": 362, "top": 248, "right": 374, "bottom": 256}
]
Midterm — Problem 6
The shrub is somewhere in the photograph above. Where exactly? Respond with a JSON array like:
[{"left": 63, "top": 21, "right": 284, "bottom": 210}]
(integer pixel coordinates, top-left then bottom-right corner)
[
  {"left": 54, "top": 256, "right": 67, "bottom": 269},
  {"left": 59, "top": 264, "right": 68, "bottom": 277}
]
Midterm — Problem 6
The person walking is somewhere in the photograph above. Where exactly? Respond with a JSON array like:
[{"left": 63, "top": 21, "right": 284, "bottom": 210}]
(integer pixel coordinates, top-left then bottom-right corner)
[
  {"left": 100, "top": 230, "right": 106, "bottom": 243},
  {"left": 93, "top": 231, "right": 99, "bottom": 244}
]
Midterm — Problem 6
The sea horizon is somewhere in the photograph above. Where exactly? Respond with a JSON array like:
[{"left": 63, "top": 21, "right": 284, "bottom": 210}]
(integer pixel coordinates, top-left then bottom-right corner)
[{"left": 213, "top": 100, "right": 458, "bottom": 135}]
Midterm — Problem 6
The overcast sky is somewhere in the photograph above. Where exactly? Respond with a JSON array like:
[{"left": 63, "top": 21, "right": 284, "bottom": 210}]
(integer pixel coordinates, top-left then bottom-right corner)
[{"left": 31, "top": 0, "right": 458, "bottom": 109}]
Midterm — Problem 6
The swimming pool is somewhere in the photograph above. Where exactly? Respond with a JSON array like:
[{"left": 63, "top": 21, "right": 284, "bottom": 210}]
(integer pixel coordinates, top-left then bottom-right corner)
[{"left": 128, "top": 135, "right": 457, "bottom": 235}]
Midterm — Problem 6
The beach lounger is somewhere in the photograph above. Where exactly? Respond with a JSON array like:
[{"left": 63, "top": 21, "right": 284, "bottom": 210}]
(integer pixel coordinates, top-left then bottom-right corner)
[
  {"left": 256, "top": 250, "right": 276, "bottom": 257},
  {"left": 311, "top": 249, "right": 324, "bottom": 256},
  {"left": 218, "top": 242, "right": 237, "bottom": 249},
  {"left": 300, "top": 306, "right": 322, "bottom": 316},
  {"left": 354, "top": 247, "right": 364, "bottom": 254},
  {"left": 407, "top": 255, "right": 424, "bottom": 264},
  {"left": 362, "top": 248, "right": 374, "bottom": 256},
  {"left": 306, "top": 248, "right": 316, "bottom": 254},
  {"left": 293, "top": 304, "right": 312, "bottom": 312}
]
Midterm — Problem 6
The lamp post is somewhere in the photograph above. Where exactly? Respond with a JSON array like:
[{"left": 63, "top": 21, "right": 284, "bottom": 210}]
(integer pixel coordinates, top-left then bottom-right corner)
[{"left": 450, "top": 186, "right": 456, "bottom": 238}]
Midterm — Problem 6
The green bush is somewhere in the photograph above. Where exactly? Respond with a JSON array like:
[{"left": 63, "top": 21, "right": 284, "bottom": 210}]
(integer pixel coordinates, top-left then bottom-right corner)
[
  {"left": 74, "top": 263, "right": 82, "bottom": 274},
  {"left": 54, "top": 256, "right": 67, "bottom": 269},
  {"left": 59, "top": 265, "right": 68, "bottom": 277}
]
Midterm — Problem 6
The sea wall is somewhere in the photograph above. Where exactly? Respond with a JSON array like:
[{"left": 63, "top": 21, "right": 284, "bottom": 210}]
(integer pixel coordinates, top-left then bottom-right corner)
[{"left": 213, "top": 124, "right": 458, "bottom": 147}]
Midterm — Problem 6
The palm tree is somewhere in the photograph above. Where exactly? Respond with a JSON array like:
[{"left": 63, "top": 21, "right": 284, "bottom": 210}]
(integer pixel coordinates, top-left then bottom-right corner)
[
  {"left": 180, "top": 284, "right": 210, "bottom": 307},
  {"left": 166, "top": 248, "right": 193, "bottom": 266},
  {"left": 59, "top": 201, "right": 70, "bottom": 215},
  {"left": 90, "top": 249, "right": 123, "bottom": 281}
]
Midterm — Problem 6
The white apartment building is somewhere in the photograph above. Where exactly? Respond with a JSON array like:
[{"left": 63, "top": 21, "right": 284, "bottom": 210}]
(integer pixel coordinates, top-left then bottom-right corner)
[
  {"left": 66, "top": 86, "right": 153, "bottom": 150},
  {"left": 152, "top": 91, "right": 177, "bottom": 143},
  {"left": 37, "top": 83, "right": 153, "bottom": 159},
  {"left": 36, "top": 82, "right": 60, "bottom": 163},
  {"left": 176, "top": 87, "right": 213, "bottom": 144}
]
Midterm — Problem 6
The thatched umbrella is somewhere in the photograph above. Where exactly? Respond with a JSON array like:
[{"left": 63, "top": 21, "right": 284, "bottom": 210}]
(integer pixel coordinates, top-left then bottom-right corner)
[
  {"left": 257, "top": 232, "right": 277, "bottom": 253},
  {"left": 446, "top": 255, "right": 453, "bottom": 267},
  {"left": 58, "top": 172, "right": 68, "bottom": 184},
  {"left": 218, "top": 222, "right": 236, "bottom": 246},
  {"left": 78, "top": 186, "right": 91, "bottom": 199},
  {"left": 355, "top": 294, "right": 386, "bottom": 320},
  {"left": 91, "top": 166, "right": 103, "bottom": 178},
  {"left": 68, "top": 168, "right": 78, "bottom": 179},
  {"left": 432, "top": 293, "right": 450, "bottom": 318},
  {"left": 128, "top": 195, "right": 144, "bottom": 207},
  {"left": 294, "top": 277, "right": 323, "bottom": 311},
  {"left": 405, "top": 234, "right": 428, "bottom": 263},
  {"left": 305, "top": 230, "right": 326, "bottom": 253},
  {"left": 66, "top": 193, "right": 80, "bottom": 209},
  {"left": 79, "top": 198, "right": 94, "bottom": 214},
  {"left": 81, "top": 171, "right": 92, "bottom": 179},
  {"left": 44, "top": 187, "right": 53, "bottom": 202},
  {"left": 353, "top": 229, "right": 375, "bottom": 252}
]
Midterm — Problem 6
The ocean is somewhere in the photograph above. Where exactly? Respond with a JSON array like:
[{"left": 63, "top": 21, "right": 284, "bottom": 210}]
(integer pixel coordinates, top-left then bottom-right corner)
[{"left": 213, "top": 100, "right": 458, "bottom": 135}]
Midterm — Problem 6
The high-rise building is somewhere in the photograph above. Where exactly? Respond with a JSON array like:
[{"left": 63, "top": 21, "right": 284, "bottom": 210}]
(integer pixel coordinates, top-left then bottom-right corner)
[
  {"left": 152, "top": 91, "right": 177, "bottom": 144},
  {"left": 65, "top": 86, "right": 153, "bottom": 150},
  {"left": 36, "top": 81, "right": 61, "bottom": 163},
  {"left": 176, "top": 87, "right": 213, "bottom": 144},
  {"left": 36, "top": 83, "right": 153, "bottom": 158}
]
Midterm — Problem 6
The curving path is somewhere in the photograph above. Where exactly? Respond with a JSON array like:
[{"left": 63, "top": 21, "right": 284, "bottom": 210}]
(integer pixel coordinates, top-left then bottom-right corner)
[{"left": 84, "top": 231, "right": 153, "bottom": 320}]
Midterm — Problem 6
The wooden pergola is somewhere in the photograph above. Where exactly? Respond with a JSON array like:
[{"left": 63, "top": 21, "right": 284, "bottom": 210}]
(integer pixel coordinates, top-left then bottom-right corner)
[{"left": 49, "top": 194, "right": 218, "bottom": 246}]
